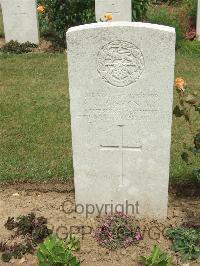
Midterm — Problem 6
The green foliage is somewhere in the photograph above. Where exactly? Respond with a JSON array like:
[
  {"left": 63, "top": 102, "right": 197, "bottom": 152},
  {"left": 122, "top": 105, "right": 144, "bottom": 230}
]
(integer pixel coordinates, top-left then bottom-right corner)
[
  {"left": 191, "top": 169, "right": 200, "bottom": 184},
  {"left": 173, "top": 84, "right": 199, "bottom": 125},
  {"left": 173, "top": 78, "right": 200, "bottom": 177},
  {"left": 38, "top": 12, "right": 50, "bottom": 37},
  {"left": 38, "top": 0, "right": 95, "bottom": 47},
  {"left": 37, "top": 235, "right": 80, "bottom": 266},
  {"left": 166, "top": 227, "right": 200, "bottom": 262},
  {"left": 146, "top": 5, "right": 184, "bottom": 47},
  {"left": 139, "top": 245, "right": 172, "bottom": 266},
  {"left": 65, "top": 234, "right": 80, "bottom": 252},
  {"left": 132, "top": 0, "right": 149, "bottom": 21},
  {"left": 183, "top": 0, "right": 198, "bottom": 24},
  {"left": 0, "top": 41, "right": 37, "bottom": 54},
  {"left": 38, "top": 0, "right": 149, "bottom": 47}
]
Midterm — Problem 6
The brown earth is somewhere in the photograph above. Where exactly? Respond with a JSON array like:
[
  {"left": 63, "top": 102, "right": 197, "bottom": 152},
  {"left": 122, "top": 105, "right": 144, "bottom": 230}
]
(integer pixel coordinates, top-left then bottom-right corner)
[
  {"left": 0, "top": 38, "right": 58, "bottom": 53},
  {"left": 0, "top": 181, "right": 199, "bottom": 266}
]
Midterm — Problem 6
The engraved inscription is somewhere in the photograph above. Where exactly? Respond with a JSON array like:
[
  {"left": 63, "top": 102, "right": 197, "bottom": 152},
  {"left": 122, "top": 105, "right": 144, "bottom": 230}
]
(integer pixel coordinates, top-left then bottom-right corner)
[
  {"left": 97, "top": 40, "right": 144, "bottom": 87},
  {"left": 82, "top": 93, "right": 160, "bottom": 121}
]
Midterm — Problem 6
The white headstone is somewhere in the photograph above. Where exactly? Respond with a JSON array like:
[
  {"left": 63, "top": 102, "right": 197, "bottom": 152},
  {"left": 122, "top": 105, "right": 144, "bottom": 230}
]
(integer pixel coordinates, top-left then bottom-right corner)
[
  {"left": 1, "top": 0, "right": 39, "bottom": 44},
  {"left": 66, "top": 22, "right": 175, "bottom": 219},
  {"left": 197, "top": 0, "right": 200, "bottom": 40},
  {"left": 95, "top": 0, "right": 132, "bottom": 22}
]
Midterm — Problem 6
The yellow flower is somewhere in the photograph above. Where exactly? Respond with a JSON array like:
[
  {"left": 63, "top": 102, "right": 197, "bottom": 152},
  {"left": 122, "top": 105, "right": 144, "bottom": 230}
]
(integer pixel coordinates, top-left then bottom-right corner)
[
  {"left": 104, "top": 13, "right": 113, "bottom": 21},
  {"left": 37, "top": 5, "right": 45, "bottom": 13},
  {"left": 175, "top": 77, "right": 185, "bottom": 90}
]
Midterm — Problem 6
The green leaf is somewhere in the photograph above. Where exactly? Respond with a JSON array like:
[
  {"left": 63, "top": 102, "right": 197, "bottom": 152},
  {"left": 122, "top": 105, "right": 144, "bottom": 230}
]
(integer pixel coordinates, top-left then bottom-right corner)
[
  {"left": 138, "top": 245, "right": 172, "bottom": 266},
  {"left": 37, "top": 235, "right": 80, "bottom": 265}
]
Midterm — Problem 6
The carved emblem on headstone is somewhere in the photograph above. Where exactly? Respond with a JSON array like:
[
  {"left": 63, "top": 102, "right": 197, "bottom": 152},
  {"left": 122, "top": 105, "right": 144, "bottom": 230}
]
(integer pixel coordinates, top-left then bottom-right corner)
[{"left": 97, "top": 40, "right": 144, "bottom": 87}]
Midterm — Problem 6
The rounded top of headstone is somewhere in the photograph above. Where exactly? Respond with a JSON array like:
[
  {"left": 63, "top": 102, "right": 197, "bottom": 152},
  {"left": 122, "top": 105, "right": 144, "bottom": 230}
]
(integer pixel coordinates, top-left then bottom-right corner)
[{"left": 66, "top": 22, "right": 175, "bottom": 35}]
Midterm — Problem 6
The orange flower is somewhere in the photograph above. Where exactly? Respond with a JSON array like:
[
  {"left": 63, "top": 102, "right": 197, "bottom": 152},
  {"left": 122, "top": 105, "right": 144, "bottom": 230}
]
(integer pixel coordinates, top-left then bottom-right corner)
[
  {"left": 175, "top": 77, "right": 185, "bottom": 90},
  {"left": 104, "top": 13, "right": 113, "bottom": 21},
  {"left": 37, "top": 5, "right": 45, "bottom": 13}
]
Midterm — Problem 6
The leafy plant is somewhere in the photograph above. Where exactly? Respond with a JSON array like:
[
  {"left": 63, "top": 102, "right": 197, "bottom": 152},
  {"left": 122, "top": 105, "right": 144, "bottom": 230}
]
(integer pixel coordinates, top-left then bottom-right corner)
[
  {"left": 37, "top": 235, "right": 80, "bottom": 266},
  {"left": 0, "top": 213, "right": 52, "bottom": 262},
  {"left": 191, "top": 169, "right": 200, "bottom": 184},
  {"left": 139, "top": 245, "right": 172, "bottom": 266},
  {"left": 0, "top": 41, "right": 37, "bottom": 54},
  {"left": 93, "top": 212, "right": 142, "bottom": 249},
  {"left": 5, "top": 213, "right": 52, "bottom": 244},
  {"left": 0, "top": 242, "right": 34, "bottom": 262},
  {"left": 66, "top": 234, "right": 80, "bottom": 252},
  {"left": 184, "top": 0, "right": 198, "bottom": 25},
  {"left": 38, "top": 0, "right": 95, "bottom": 47},
  {"left": 173, "top": 77, "right": 200, "bottom": 174},
  {"left": 166, "top": 227, "right": 200, "bottom": 262},
  {"left": 132, "top": 0, "right": 149, "bottom": 21},
  {"left": 38, "top": 0, "right": 149, "bottom": 47}
]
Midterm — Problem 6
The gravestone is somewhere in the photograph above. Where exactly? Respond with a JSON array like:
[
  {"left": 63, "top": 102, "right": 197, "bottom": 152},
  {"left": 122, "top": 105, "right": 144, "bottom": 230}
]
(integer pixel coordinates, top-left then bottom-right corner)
[
  {"left": 1, "top": 0, "right": 39, "bottom": 44},
  {"left": 66, "top": 22, "right": 175, "bottom": 219},
  {"left": 197, "top": 0, "right": 200, "bottom": 40},
  {"left": 95, "top": 0, "right": 132, "bottom": 22}
]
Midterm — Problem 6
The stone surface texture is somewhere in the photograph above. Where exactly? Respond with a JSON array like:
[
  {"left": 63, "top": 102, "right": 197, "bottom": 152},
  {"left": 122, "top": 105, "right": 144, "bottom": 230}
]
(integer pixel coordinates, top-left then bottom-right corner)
[
  {"left": 66, "top": 22, "right": 176, "bottom": 219},
  {"left": 1, "top": 0, "right": 39, "bottom": 44},
  {"left": 95, "top": 0, "right": 132, "bottom": 22}
]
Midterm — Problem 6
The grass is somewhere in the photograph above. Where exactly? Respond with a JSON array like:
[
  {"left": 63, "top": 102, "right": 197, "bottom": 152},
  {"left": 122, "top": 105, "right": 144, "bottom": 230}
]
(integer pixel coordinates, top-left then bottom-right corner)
[
  {"left": 0, "top": 53, "right": 72, "bottom": 181},
  {"left": 0, "top": 48, "right": 200, "bottom": 183}
]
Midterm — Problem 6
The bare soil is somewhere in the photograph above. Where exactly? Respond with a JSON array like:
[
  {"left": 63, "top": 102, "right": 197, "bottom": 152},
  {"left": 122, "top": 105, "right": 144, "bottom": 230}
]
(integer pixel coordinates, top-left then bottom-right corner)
[{"left": 0, "top": 181, "right": 199, "bottom": 266}]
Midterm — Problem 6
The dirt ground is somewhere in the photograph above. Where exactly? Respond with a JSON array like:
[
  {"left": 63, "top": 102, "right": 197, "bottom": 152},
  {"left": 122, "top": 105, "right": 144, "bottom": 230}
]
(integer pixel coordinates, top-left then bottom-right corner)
[
  {"left": 0, "top": 181, "right": 199, "bottom": 266},
  {"left": 0, "top": 38, "right": 60, "bottom": 53}
]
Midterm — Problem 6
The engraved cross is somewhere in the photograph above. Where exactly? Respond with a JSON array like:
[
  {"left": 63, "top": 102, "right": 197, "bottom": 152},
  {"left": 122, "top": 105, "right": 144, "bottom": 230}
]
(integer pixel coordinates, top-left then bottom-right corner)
[{"left": 100, "top": 125, "right": 142, "bottom": 187}]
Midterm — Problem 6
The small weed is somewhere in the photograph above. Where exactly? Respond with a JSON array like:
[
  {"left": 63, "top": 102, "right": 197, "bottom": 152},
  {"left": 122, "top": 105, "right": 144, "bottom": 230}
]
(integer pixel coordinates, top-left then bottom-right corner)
[
  {"left": 37, "top": 235, "right": 80, "bottom": 266},
  {"left": 166, "top": 226, "right": 200, "bottom": 262},
  {"left": 139, "top": 245, "right": 172, "bottom": 266}
]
